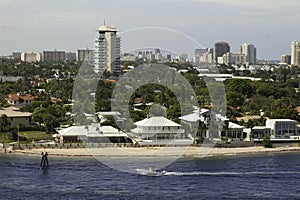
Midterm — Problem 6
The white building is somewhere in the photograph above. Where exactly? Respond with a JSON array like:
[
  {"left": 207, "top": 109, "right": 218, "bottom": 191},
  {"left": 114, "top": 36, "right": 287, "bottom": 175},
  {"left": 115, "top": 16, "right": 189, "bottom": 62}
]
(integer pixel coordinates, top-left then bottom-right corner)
[
  {"left": 200, "top": 52, "right": 213, "bottom": 63},
  {"left": 291, "top": 41, "right": 300, "bottom": 66},
  {"left": 58, "top": 123, "right": 133, "bottom": 143},
  {"left": 21, "top": 52, "right": 41, "bottom": 62},
  {"left": 266, "top": 119, "right": 299, "bottom": 139},
  {"left": 94, "top": 25, "right": 121, "bottom": 74},
  {"left": 131, "top": 116, "right": 188, "bottom": 143},
  {"left": 241, "top": 43, "right": 257, "bottom": 64}
]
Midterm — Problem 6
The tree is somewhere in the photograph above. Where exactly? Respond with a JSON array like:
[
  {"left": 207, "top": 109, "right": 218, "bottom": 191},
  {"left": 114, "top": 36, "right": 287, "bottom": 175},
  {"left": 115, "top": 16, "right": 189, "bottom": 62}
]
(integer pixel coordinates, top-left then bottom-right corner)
[
  {"left": 262, "top": 135, "right": 272, "bottom": 148},
  {"left": 32, "top": 107, "right": 47, "bottom": 125},
  {"left": 0, "top": 114, "right": 11, "bottom": 132},
  {"left": 226, "top": 91, "right": 245, "bottom": 108}
]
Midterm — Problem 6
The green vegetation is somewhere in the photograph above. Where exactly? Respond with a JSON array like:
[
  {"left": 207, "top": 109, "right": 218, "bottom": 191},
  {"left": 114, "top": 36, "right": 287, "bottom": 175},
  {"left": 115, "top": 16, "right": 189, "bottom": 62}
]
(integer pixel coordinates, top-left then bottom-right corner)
[
  {"left": 18, "top": 131, "right": 52, "bottom": 143},
  {"left": 262, "top": 135, "right": 273, "bottom": 148},
  {"left": 1, "top": 58, "right": 300, "bottom": 141}
]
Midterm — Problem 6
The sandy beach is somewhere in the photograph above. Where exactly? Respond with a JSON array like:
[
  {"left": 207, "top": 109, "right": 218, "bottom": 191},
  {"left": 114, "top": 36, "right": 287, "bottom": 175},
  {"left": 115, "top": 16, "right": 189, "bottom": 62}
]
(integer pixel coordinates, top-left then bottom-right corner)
[{"left": 7, "top": 146, "right": 300, "bottom": 158}]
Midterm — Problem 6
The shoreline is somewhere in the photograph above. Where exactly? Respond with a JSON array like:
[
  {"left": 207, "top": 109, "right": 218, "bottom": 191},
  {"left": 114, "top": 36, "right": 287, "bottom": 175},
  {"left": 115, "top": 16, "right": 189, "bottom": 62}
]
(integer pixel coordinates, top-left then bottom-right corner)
[{"left": 5, "top": 146, "right": 300, "bottom": 158}]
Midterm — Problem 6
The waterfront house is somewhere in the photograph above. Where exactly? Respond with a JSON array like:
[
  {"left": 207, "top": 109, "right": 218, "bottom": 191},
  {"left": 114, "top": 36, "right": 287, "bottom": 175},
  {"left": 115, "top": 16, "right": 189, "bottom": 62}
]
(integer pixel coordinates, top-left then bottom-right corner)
[
  {"left": 130, "top": 116, "right": 192, "bottom": 145},
  {"left": 251, "top": 126, "right": 271, "bottom": 139},
  {"left": 0, "top": 107, "right": 32, "bottom": 127},
  {"left": 57, "top": 123, "right": 133, "bottom": 143},
  {"left": 266, "top": 119, "right": 299, "bottom": 139}
]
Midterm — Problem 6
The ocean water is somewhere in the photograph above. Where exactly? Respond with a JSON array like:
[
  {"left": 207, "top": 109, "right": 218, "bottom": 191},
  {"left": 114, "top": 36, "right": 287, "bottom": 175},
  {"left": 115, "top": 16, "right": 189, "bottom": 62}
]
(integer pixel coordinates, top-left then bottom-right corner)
[{"left": 1, "top": 152, "right": 300, "bottom": 200}]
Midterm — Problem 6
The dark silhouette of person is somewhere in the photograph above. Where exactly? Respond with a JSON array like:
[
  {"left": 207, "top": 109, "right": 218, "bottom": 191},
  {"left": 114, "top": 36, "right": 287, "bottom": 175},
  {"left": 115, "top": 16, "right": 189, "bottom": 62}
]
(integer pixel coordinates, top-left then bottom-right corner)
[
  {"left": 45, "top": 152, "right": 49, "bottom": 167},
  {"left": 40, "top": 152, "right": 49, "bottom": 168}
]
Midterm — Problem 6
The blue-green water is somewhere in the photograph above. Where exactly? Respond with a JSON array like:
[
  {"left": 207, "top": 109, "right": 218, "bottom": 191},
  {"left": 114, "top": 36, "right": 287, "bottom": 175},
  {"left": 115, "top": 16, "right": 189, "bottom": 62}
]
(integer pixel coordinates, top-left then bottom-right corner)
[{"left": 1, "top": 152, "right": 300, "bottom": 199}]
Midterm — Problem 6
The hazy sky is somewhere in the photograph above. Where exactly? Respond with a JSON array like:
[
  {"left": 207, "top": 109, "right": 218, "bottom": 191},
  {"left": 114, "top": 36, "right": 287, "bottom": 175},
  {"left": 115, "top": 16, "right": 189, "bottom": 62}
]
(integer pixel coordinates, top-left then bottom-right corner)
[{"left": 0, "top": 0, "right": 299, "bottom": 59}]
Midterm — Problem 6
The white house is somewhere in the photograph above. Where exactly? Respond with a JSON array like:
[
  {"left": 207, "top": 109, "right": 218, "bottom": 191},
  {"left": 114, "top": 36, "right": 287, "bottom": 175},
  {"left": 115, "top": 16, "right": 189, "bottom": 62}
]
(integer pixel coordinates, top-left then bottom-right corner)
[
  {"left": 57, "top": 123, "right": 133, "bottom": 143},
  {"left": 266, "top": 119, "right": 299, "bottom": 139},
  {"left": 131, "top": 116, "right": 189, "bottom": 144}
]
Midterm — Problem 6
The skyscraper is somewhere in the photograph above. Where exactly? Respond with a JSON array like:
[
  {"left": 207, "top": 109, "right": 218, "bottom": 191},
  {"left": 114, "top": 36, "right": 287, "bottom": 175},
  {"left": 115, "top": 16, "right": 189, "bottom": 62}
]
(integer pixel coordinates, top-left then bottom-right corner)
[
  {"left": 94, "top": 25, "right": 121, "bottom": 74},
  {"left": 291, "top": 41, "right": 300, "bottom": 66},
  {"left": 213, "top": 42, "right": 230, "bottom": 63},
  {"left": 42, "top": 50, "right": 65, "bottom": 62},
  {"left": 241, "top": 43, "right": 257, "bottom": 64},
  {"left": 281, "top": 55, "right": 291, "bottom": 65}
]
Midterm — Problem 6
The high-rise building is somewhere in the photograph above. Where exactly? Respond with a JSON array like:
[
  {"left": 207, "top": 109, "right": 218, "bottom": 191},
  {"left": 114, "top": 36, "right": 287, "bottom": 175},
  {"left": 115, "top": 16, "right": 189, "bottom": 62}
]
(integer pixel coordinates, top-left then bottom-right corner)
[
  {"left": 12, "top": 52, "right": 22, "bottom": 61},
  {"left": 21, "top": 52, "right": 41, "bottom": 62},
  {"left": 241, "top": 43, "right": 257, "bottom": 64},
  {"left": 281, "top": 55, "right": 291, "bottom": 65},
  {"left": 42, "top": 50, "right": 65, "bottom": 62},
  {"left": 77, "top": 48, "right": 94, "bottom": 61},
  {"left": 94, "top": 25, "right": 121, "bottom": 74},
  {"left": 213, "top": 42, "right": 230, "bottom": 63},
  {"left": 291, "top": 41, "right": 300, "bottom": 66},
  {"left": 65, "top": 52, "right": 76, "bottom": 62},
  {"left": 194, "top": 48, "right": 207, "bottom": 63}
]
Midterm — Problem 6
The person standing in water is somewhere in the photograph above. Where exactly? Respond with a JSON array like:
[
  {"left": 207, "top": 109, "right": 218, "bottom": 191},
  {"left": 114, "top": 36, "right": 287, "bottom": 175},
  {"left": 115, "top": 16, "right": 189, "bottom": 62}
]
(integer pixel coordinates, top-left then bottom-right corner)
[{"left": 40, "top": 152, "right": 49, "bottom": 168}]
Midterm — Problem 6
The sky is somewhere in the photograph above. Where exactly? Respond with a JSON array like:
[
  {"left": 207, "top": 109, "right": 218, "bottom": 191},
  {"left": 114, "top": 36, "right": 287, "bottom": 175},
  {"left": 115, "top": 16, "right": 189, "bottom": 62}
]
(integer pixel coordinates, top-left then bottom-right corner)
[{"left": 0, "top": 0, "right": 299, "bottom": 60}]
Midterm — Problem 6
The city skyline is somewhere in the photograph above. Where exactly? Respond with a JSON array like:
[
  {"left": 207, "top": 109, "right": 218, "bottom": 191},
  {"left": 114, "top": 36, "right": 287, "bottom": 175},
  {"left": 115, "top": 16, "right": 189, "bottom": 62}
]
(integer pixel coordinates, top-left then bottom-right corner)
[{"left": 0, "top": 0, "right": 300, "bottom": 59}]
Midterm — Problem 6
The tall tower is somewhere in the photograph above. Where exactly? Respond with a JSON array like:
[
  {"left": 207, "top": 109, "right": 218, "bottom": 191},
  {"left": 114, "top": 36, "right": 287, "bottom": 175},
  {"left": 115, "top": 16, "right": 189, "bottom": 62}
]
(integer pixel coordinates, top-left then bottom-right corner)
[
  {"left": 241, "top": 43, "right": 256, "bottom": 64},
  {"left": 213, "top": 42, "right": 230, "bottom": 63},
  {"left": 291, "top": 41, "right": 300, "bottom": 66},
  {"left": 94, "top": 25, "right": 121, "bottom": 74}
]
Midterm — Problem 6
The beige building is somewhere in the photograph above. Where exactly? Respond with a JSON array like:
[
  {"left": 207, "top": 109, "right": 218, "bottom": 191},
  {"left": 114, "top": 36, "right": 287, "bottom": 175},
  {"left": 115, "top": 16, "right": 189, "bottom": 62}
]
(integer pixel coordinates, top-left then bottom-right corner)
[
  {"left": 94, "top": 25, "right": 121, "bottom": 74},
  {"left": 223, "top": 52, "right": 246, "bottom": 65},
  {"left": 42, "top": 50, "right": 65, "bottom": 62},
  {"left": 291, "top": 41, "right": 300, "bottom": 66},
  {"left": 0, "top": 107, "right": 32, "bottom": 127},
  {"left": 281, "top": 54, "right": 291, "bottom": 65},
  {"left": 21, "top": 52, "right": 41, "bottom": 62},
  {"left": 240, "top": 43, "right": 257, "bottom": 64}
]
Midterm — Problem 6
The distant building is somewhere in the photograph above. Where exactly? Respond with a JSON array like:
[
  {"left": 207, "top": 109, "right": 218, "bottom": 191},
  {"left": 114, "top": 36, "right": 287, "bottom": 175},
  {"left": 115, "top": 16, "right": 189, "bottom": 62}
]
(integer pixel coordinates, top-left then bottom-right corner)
[
  {"left": 131, "top": 116, "right": 187, "bottom": 142},
  {"left": 200, "top": 52, "right": 213, "bottom": 63},
  {"left": 281, "top": 55, "right": 291, "bottom": 65},
  {"left": 21, "top": 52, "right": 41, "bottom": 62},
  {"left": 77, "top": 48, "right": 94, "bottom": 62},
  {"left": 0, "top": 107, "right": 32, "bottom": 127},
  {"left": 221, "top": 122, "right": 245, "bottom": 140},
  {"left": 166, "top": 54, "right": 172, "bottom": 61},
  {"left": 6, "top": 92, "right": 37, "bottom": 107},
  {"left": 42, "top": 50, "right": 65, "bottom": 62},
  {"left": 177, "top": 53, "right": 188, "bottom": 62},
  {"left": 57, "top": 124, "right": 133, "bottom": 143},
  {"left": 94, "top": 25, "right": 121, "bottom": 74},
  {"left": 251, "top": 126, "right": 271, "bottom": 139},
  {"left": 121, "top": 53, "right": 136, "bottom": 62},
  {"left": 266, "top": 119, "right": 299, "bottom": 139},
  {"left": 241, "top": 43, "right": 257, "bottom": 64},
  {"left": 223, "top": 52, "right": 246, "bottom": 65},
  {"left": 291, "top": 41, "right": 300, "bottom": 66},
  {"left": 65, "top": 52, "right": 76, "bottom": 62},
  {"left": 194, "top": 48, "right": 207, "bottom": 63},
  {"left": 12, "top": 52, "right": 22, "bottom": 61},
  {"left": 213, "top": 42, "right": 230, "bottom": 63}
]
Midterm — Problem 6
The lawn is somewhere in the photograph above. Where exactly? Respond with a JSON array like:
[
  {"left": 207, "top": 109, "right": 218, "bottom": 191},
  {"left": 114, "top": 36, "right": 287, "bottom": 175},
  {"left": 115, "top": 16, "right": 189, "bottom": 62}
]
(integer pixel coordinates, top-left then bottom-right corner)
[{"left": 18, "top": 131, "right": 53, "bottom": 142}]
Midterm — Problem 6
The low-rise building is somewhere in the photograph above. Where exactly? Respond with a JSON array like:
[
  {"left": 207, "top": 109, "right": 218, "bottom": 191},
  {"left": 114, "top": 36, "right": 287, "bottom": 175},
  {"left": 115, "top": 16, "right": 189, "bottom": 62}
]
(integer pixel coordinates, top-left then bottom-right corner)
[
  {"left": 57, "top": 123, "right": 133, "bottom": 143},
  {"left": 6, "top": 92, "right": 37, "bottom": 107},
  {"left": 251, "top": 126, "right": 271, "bottom": 139},
  {"left": 131, "top": 116, "right": 187, "bottom": 143},
  {"left": 266, "top": 119, "right": 298, "bottom": 139},
  {"left": 0, "top": 107, "right": 32, "bottom": 127}
]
